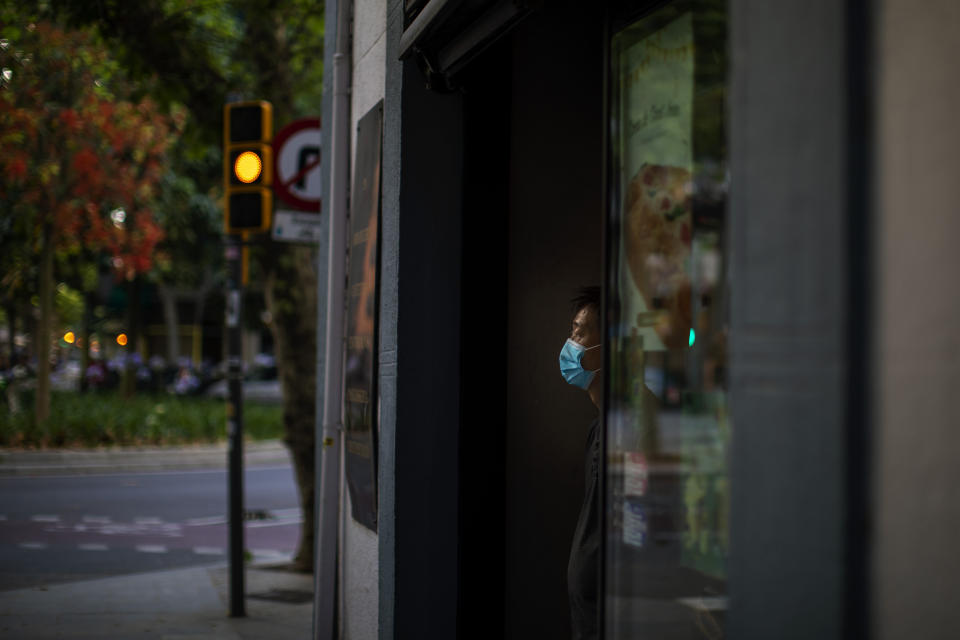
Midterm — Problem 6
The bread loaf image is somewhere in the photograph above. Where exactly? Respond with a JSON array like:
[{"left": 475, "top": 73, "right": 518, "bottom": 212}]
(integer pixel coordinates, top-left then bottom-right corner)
[{"left": 623, "top": 163, "right": 693, "bottom": 350}]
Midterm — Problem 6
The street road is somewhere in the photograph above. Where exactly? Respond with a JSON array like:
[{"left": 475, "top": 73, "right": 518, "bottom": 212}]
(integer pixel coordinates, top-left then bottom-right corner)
[{"left": 0, "top": 465, "right": 301, "bottom": 591}]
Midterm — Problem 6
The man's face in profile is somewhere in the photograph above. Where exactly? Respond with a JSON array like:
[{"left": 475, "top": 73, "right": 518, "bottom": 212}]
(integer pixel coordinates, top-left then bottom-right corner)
[{"left": 570, "top": 304, "right": 601, "bottom": 372}]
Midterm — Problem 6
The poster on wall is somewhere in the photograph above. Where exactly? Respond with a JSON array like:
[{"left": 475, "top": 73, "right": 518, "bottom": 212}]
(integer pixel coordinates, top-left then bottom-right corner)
[
  {"left": 343, "top": 101, "right": 383, "bottom": 531},
  {"left": 617, "top": 12, "right": 694, "bottom": 351},
  {"left": 610, "top": 5, "right": 730, "bottom": 580},
  {"left": 605, "top": 7, "right": 731, "bottom": 637}
]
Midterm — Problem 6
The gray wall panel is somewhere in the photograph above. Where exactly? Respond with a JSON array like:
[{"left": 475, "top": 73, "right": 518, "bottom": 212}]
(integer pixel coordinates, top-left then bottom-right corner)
[
  {"left": 728, "top": 1, "right": 848, "bottom": 637},
  {"left": 378, "top": 3, "right": 405, "bottom": 638},
  {"left": 874, "top": 1, "right": 960, "bottom": 637}
]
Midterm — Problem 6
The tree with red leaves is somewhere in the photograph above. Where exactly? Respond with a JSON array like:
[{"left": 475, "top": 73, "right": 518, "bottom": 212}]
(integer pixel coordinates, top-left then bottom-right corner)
[{"left": 0, "top": 22, "right": 181, "bottom": 424}]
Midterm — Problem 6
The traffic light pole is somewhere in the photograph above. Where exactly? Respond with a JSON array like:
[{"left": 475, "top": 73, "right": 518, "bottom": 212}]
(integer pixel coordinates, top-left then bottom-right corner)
[
  {"left": 225, "top": 236, "right": 245, "bottom": 618},
  {"left": 222, "top": 98, "right": 272, "bottom": 618}
]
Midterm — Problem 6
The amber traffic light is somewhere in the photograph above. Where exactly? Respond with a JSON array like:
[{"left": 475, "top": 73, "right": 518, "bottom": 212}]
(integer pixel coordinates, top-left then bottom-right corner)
[
  {"left": 224, "top": 101, "right": 273, "bottom": 233},
  {"left": 234, "top": 151, "right": 262, "bottom": 183}
]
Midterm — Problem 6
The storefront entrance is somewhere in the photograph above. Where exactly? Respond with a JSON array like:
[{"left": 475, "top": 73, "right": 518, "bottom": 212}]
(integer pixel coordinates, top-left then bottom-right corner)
[
  {"left": 390, "top": 1, "right": 728, "bottom": 637},
  {"left": 456, "top": 2, "right": 730, "bottom": 637}
]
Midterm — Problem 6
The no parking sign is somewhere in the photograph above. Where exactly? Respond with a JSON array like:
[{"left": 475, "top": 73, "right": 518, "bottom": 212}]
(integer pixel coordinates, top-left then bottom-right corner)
[{"left": 272, "top": 118, "right": 322, "bottom": 242}]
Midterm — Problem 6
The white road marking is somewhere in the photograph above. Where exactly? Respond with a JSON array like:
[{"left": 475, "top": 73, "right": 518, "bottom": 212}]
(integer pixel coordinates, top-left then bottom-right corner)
[
  {"left": 135, "top": 544, "right": 168, "bottom": 554},
  {"left": 82, "top": 516, "right": 112, "bottom": 524},
  {"left": 19, "top": 542, "right": 47, "bottom": 550},
  {"left": 25, "top": 464, "right": 292, "bottom": 480},
  {"left": 89, "top": 522, "right": 182, "bottom": 537},
  {"left": 185, "top": 515, "right": 227, "bottom": 527},
  {"left": 193, "top": 547, "right": 225, "bottom": 555},
  {"left": 251, "top": 549, "right": 291, "bottom": 561},
  {"left": 246, "top": 518, "right": 304, "bottom": 529},
  {"left": 74, "top": 524, "right": 87, "bottom": 532},
  {"left": 133, "top": 517, "right": 164, "bottom": 525},
  {"left": 185, "top": 508, "right": 301, "bottom": 528},
  {"left": 78, "top": 543, "right": 109, "bottom": 551},
  {"left": 31, "top": 515, "right": 60, "bottom": 523}
]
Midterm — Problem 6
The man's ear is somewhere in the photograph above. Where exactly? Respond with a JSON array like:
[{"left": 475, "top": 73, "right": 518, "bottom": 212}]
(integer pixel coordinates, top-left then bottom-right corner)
[{"left": 582, "top": 344, "right": 602, "bottom": 372}]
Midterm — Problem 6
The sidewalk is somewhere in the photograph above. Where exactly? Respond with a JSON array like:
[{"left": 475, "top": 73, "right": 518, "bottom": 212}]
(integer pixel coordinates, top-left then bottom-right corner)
[
  {"left": 0, "top": 560, "right": 315, "bottom": 639},
  {"left": 0, "top": 440, "right": 291, "bottom": 476}
]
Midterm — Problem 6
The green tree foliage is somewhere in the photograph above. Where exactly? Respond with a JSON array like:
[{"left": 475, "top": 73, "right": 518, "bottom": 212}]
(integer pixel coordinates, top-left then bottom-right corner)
[
  {"left": 38, "top": 0, "right": 326, "bottom": 571},
  {"left": 0, "top": 20, "right": 182, "bottom": 422},
  {"left": 153, "top": 172, "right": 223, "bottom": 288}
]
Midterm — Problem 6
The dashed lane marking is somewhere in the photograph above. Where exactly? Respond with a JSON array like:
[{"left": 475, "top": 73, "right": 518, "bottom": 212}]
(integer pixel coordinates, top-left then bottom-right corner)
[
  {"left": 14, "top": 541, "right": 290, "bottom": 558},
  {"left": 135, "top": 544, "right": 168, "bottom": 554},
  {"left": 82, "top": 516, "right": 112, "bottom": 524},
  {"left": 185, "top": 515, "right": 226, "bottom": 527},
  {"left": 246, "top": 518, "right": 303, "bottom": 529},
  {"left": 30, "top": 515, "right": 60, "bottom": 523},
  {"left": 133, "top": 517, "right": 164, "bottom": 525},
  {"left": 193, "top": 547, "right": 225, "bottom": 556},
  {"left": 185, "top": 508, "right": 302, "bottom": 528},
  {"left": 269, "top": 507, "right": 302, "bottom": 518},
  {"left": 82, "top": 522, "right": 182, "bottom": 537}
]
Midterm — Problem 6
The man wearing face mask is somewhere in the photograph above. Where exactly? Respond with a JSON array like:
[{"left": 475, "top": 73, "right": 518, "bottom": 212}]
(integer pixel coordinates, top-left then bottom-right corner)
[{"left": 560, "top": 286, "right": 603, "bottom": 640}]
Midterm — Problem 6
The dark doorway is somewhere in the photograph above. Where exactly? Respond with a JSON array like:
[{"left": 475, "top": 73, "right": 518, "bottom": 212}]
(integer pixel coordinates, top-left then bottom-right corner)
[{"left": 457, "top": 6, "right": 605, "bottom": 639}]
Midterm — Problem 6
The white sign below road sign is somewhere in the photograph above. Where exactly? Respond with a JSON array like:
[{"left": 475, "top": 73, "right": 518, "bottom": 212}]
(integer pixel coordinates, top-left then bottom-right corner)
[{"left": 272, "top": 210, "right": 323, "bottom": 243}]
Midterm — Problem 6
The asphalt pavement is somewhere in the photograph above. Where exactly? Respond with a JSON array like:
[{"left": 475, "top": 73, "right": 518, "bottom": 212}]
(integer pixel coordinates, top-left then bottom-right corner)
[
  {"left": 0, "top": 465, "right": 302, "bottom": 590},
  {"left": 0, "top": 441, "right": 316, "bottom": 639}
]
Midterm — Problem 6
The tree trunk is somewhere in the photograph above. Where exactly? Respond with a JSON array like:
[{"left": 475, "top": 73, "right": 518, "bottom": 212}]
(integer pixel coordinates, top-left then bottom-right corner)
[
  {"left": 238, "top": 0, "right": 322, "bottom": 574},
  {"left": 121, "top": 277, "right": 142, "bottom": 397},
  {"left": 158, "top": 283, "right": 180, "bottom": 365},
  {"left": 5, "top": 302, "right": 14, "bottom": 368},
  {"left": 35, "top": 221, "right": 53, "bottom": 425},
  {"left": 191, "top": 270, "right": 215, "bottom": 365},
  {"left": 79, "top": 293, "right": 93, "bottom": 392},
  {"left": 263, "top": 243, "right": 317, "bottom": 572}
]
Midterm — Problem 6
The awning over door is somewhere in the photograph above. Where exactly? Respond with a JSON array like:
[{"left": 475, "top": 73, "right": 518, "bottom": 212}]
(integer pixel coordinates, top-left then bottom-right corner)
[{"left": 400, "top": 0, "right": 533, "bottom": 88}]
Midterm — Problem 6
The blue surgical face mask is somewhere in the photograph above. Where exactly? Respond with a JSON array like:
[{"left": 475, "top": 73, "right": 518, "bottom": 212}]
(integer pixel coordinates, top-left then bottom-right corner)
[{"left": 559, "top": 339, "right": 601, "bottom": 390}]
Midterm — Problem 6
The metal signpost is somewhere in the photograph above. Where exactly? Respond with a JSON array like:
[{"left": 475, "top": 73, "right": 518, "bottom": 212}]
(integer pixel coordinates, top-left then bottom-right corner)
[
  {"left": 222, "top": 100, "right": 273, "bottom": 617},
  {"left": 224, "top": 239, "right": 245, "bottom": 617},
  {"left": 220, "top": 107, "right": 317, "bottom": 619}
]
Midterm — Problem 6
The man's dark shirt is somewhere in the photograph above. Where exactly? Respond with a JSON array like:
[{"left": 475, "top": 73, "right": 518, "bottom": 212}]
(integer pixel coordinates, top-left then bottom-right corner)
[{"left": 568, "top": 417, "right": 600, "bottom": 639}]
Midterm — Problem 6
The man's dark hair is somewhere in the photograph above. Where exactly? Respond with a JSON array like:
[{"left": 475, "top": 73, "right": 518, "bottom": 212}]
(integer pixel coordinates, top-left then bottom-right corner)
[{"left": 571, "top": 286, "right": 601, "bottom": 315}]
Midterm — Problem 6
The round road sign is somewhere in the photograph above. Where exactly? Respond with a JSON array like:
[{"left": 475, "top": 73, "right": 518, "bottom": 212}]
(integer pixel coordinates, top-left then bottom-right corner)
[{"left": 272, "top": 118, "right": 322, "bottom": 211}]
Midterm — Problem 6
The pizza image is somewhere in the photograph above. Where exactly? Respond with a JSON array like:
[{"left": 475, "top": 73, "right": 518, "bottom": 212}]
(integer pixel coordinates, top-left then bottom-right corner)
[{"left": 623, "top": 163, "right": 693, "bottom": 349}]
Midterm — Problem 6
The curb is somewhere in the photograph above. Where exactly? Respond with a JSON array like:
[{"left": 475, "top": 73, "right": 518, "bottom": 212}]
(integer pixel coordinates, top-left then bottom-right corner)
[{"left": 0, "top": 440, "right": 291, "bottom": 476}]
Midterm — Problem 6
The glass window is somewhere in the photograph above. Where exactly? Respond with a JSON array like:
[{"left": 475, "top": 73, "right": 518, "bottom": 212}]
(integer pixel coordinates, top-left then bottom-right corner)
[{"left": 604, "top": 1, "right": 729, "bottom": 637}]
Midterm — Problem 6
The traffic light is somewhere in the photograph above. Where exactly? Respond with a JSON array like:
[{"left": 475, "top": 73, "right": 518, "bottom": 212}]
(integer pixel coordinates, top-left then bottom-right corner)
[{"left": 224, "top": 101, "right": 273, "bottom": 233}]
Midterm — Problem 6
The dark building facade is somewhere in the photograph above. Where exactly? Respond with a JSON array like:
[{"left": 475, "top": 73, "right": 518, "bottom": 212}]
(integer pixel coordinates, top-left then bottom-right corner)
[{"left": 313, "top": 1, "right": 960, "bottom": 639}]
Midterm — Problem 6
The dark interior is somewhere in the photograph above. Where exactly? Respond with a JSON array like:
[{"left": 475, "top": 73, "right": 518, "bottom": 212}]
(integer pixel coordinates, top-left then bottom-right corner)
[{"left": 457, "top": 5, "right": 604, "bottom": 638}]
